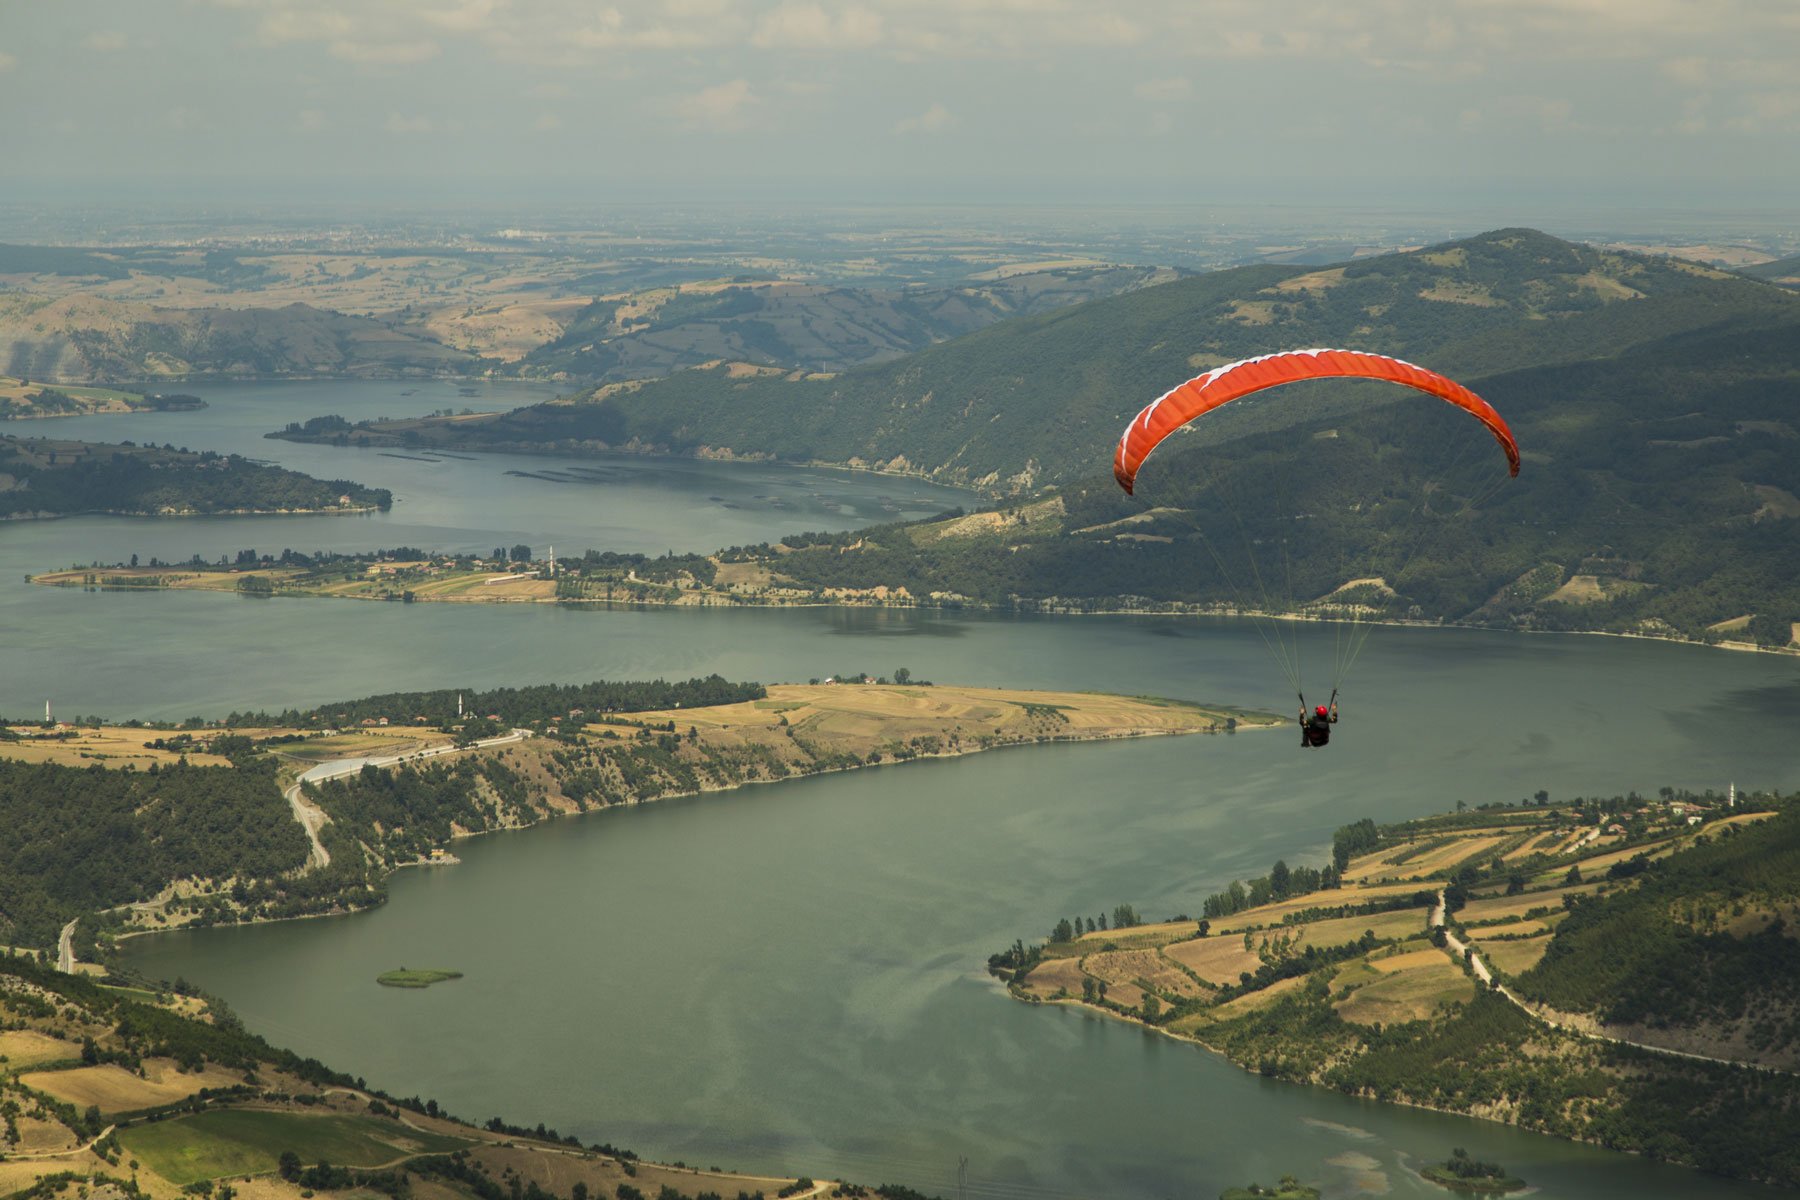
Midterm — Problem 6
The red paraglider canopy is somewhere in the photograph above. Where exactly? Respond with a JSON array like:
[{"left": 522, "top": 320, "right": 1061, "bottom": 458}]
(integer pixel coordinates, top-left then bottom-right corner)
[{"left": 1113, "top": 348, "right": 1520, "bottom": 494}]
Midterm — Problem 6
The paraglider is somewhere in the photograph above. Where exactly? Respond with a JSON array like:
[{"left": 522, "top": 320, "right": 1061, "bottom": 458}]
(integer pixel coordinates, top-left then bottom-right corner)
[
  {"left": 1111, "top": 348, "right": 1521, "bottom": 739},
  {"left": 1300, "top": 700, "right": 1338, "bottom": 748},
  {"left": 1113, "top": 348, "right": 1519, "bottom": 495}
]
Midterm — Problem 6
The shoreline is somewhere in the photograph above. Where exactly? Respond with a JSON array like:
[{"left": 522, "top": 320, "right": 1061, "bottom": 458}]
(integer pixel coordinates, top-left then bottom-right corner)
[
  {"left": 101, "top": 689, "right": 1272, "bottom": 950},
  {"left": 35, "top": 564, "right": 1800, "bottom": 660},
  {"left": 6, "top": 504, "right": 385, "bottom": 522}
]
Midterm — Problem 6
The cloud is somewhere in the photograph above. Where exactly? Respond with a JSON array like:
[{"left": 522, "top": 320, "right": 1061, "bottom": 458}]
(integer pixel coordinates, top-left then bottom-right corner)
[
  {"left": 1133, "top": 77, "right": 1190, "bottom": 103},
  {"left": 569, "top": 6, "right": 731, "bottom": 51},
  {"left": 329, "top": 40, "right": 442, "bottom": 65},
  {"left": 420, "top": 0, "right": 508, "bottom": 34},
  {"left": 255, "top": 8, "right": 356, "bottom": 46},
  {"left": 296, "top": 108, "right": 328, "bottom": 132},
  {"left": 751, "top": 4, "right": 883, "bottom": 49},
  {"left": 0, "top": 51, "right": 16, "bottom": 72},
  {"left": 85, "top": 31, "right": 128, "bottom": 52},
  {"left": 894, "top": 102, "right": 954, "bottom": 134},
  {"left": 675, "top": 79, "right": 759, "bottom": 130},
  {"left": 384, "top": 112, "right": 434, "bottom": 134},
  {"left": 533, "top": 112, "right": 561, "bottom": 131}
]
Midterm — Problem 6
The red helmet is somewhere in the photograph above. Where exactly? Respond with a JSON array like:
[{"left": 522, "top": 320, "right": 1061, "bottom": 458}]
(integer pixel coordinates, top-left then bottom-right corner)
[{"left": 1316, "top": 705, "right": 1329, "bottom": 717}]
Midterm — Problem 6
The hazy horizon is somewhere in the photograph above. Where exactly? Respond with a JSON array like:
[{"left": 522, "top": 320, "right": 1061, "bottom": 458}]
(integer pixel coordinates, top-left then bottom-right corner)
[{"left": 5, "top": 1, "right": 1799, "bottom": 215}]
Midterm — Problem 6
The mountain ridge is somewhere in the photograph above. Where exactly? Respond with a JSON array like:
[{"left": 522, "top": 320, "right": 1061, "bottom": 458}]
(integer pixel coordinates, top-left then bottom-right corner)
[{"left": 287, "top": 229, "right": 1798, "bottom": 492}]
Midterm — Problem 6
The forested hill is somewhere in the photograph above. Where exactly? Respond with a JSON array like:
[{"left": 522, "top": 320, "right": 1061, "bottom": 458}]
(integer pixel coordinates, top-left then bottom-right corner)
[
  {"left": 287, "top": 230, "right": 1800, "bottom": 490},
  {"left": 757, "top": 310, "right": 1800, "bottom": 646},
  {"left": 0, "top": 435, "right": 393, "bottom": 517}
]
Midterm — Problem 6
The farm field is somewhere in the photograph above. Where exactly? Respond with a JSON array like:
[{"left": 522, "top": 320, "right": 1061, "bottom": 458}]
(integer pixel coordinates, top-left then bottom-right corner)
[
  {"left": 998, "top": 796, "right": 1744, "bottom": 1093},
  {"left": 626, "top": 682, "right": 1267, "bottom": 762},
  {"left": 22, "top": 1058, "right": 247, "bottom": 1115},
  {"left": 0, "top": 1029, "right": 80, "bottom": 1069},
  {"left": 0, "top": 725, "right": 235, "bottom": 769},
  {"left": 117, "top": 1110, "right": 471, "bottom": 1186}
]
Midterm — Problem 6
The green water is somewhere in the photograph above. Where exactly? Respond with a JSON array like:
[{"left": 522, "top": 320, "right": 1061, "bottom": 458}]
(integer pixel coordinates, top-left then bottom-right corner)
[{"left": 14, "top": 384, "right": 1797, "bottom": 1198}]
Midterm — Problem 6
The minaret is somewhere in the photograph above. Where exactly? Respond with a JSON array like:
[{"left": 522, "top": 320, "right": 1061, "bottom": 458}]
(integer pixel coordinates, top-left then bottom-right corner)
[
  {"left": 1729, "top": 781, "right": 1736, "bottom": 809},
  {"left": 45, "top": 699, "right": 51, "bottom": 723},
  {"left": 457, "top": 693, "right": 464, "bottom": 718}
]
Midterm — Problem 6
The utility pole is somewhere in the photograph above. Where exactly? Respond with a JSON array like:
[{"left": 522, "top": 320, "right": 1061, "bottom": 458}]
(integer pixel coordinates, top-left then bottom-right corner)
[{"left": 956, "top": 1157, "right": 967, "bottom": 1200}]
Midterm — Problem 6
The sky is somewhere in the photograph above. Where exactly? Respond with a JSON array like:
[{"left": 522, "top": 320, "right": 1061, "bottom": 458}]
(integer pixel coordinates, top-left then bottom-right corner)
[{"left": 4, "top": 0, "right": 1800, "bottom": 212}]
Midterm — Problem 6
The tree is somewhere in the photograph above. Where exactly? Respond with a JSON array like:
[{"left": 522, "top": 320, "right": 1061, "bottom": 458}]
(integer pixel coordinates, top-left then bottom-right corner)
[
  {"left": 1565, "top": 864, "right": 1583, "bottom": 885},
  {"left": 278, "top": 1152, "right": 301, "bottom": 1181},
  {"left": 511, "top": 544, "right": 532, "bottom": 562},
  {"left": 1270, "top": 859, "right": 1291, "bottom": 898},
  {"left": 893, "top": 667, "right": 911, "bottom": 685}
]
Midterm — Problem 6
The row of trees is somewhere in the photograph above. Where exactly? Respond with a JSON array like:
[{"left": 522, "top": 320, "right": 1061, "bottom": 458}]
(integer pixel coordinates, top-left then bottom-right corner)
[{"left": 219, "top": 675, "right": 765, "bottom": 730}]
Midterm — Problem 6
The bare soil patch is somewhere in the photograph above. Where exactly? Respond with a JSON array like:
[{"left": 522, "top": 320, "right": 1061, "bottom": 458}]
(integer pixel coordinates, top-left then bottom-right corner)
[{"left": 1082, "top": 948, "right": 1205, "bottom": 999}]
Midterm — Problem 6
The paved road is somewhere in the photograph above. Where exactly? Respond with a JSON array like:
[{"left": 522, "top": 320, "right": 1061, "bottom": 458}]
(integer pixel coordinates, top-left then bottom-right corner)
[
  {"left": 1431, "top": 889, "right": 1790, "bottom": 1075},
  {"left": 56, "top": 918, "right": 77, "bottom": 973},
  {"left": 284, "top": 729, "right": 533, "bottom": 872}
]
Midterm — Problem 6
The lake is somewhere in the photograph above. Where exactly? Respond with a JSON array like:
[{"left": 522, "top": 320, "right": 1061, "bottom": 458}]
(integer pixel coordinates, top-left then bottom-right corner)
[{"left": 11, "top": 383, "right": 1795, "bottom": 1198}]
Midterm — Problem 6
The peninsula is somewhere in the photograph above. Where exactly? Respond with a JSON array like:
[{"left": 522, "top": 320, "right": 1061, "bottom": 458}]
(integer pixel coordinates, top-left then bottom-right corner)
[
  {"left": 36, "top": 530, "right": 1800, "bottom": 658},
  {"left": 0, "top": 678, "right": 1268, "bottom": 954},
  {"left": 0, "top": 374, "right": 203, "bottom": 419},
  {"left": 990, "top": 792, "right": 1800, "bottom": 1186},
  {"left": 0, "top": 434, "right": 390, "bottom": 519}
]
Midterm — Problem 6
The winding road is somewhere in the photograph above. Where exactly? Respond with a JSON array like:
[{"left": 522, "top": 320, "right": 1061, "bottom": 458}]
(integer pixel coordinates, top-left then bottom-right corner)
[
  {"left": 284, "top": 729, "right": 533, "bottom": 871},
  {"left": 1430, "top": 890, "right": 1792, "bottom": 1076}
]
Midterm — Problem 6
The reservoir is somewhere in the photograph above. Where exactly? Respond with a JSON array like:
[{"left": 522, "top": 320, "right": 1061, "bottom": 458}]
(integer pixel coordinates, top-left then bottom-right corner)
[{"left": 10, "top": 384, "right": 1795, "bottom": 1198}]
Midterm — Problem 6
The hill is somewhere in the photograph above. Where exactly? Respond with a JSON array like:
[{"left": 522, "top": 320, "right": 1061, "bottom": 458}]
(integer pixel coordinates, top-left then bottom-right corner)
[
  {"left": 294, "top": 230, "right": 1799, "bottom": 491},
  {"left": 514, "top": 265, "right": 1179, "bottom": 381},
  {"left": 1744, "top": 254, "right": 1800, "bottom": 289},
  {"left": 993, "top": 791, "right": 1800, "bottom": 1185},
  {"left": 744, "top": 311, "right": 1800, "bottom": 645},
  {"left": 0, "top": 293, "right": 483, "bottom": 382},
  {"left": 0, "top": 435, "right": 392, "bottom": 519}
]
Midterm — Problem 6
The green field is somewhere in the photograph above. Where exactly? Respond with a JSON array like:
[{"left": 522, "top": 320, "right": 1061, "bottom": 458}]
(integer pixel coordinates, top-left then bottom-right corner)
[{"left": 117, "top": 1109, "right": 469, "bottom": 1185}]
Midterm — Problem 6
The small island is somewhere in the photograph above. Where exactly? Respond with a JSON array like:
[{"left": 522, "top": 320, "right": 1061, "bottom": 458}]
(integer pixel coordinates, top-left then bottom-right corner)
[
  {"left": 1421, "top": 1149, "right": 1526, "bottom": 1194},
  {"left": 377, "top": 968, "right": 463, "bottom": 989},
  {"left": 1220, "top": 1178, "right": 1318, "bottom": 1200}
]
